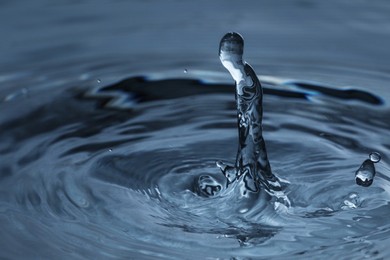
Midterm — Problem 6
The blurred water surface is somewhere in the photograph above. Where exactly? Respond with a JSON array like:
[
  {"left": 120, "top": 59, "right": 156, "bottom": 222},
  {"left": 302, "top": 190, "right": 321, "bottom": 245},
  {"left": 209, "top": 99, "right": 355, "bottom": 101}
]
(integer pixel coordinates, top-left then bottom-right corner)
[{"left": 1, "top": 0, "right": 390, "bottom": 259}]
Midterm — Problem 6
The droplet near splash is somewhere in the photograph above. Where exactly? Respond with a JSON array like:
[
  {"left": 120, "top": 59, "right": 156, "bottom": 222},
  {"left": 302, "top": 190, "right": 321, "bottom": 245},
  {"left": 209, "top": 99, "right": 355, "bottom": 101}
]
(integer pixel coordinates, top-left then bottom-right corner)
[
  {"left": 355, "top": 159, "right": 375, "bottom": 187},
  {"left": 355, "top": 152, "right": 381, "bottom": 187},
  {"left": 355, "top": 152, "right": 382, "bottom": 187},
  {"left": 369, "top": 152, "right": 381, "bottom": 163}
]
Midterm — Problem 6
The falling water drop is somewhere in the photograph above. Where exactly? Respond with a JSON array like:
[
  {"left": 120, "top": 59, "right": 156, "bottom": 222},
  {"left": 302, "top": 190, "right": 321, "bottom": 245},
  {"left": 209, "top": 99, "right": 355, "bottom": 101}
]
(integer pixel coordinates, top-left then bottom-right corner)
[
  {"left": 183, "top": 69, "right": 188, "bottom": 73},
  {"left": 369, "top": 152, "right": 381, "bottom": 163},
  {"left": 97, "top": 79, "right": 101, "bottom": 83},
  {"left": 355, "top": 159, "right": 375, "bottom": 187},
  {"left": 355, "top": 152, "right": 381, "bottom": 187}
]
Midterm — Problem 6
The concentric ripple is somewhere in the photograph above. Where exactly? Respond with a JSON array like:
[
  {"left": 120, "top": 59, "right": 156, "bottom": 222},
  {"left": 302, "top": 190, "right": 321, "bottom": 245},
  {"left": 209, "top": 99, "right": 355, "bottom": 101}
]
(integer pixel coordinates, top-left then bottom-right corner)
[{"left": 1, "top": 73, "right": 390, "bottom": 259}]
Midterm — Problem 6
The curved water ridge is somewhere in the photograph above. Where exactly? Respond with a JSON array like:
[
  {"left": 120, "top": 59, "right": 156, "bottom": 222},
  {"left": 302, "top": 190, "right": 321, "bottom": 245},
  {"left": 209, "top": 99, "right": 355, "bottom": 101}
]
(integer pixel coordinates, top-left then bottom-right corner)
[{"left": 0, "top": 73, "right": 390, "bottom": 258}]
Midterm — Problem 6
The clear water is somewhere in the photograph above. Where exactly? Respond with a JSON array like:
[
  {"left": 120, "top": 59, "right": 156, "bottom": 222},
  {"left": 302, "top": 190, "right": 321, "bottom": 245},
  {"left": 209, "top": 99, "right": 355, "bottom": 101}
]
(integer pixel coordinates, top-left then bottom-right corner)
[
  {"left": 1, "top": 1, "right": 390, "bottom": 259},
  {"left": 217, "top": 32, "right": 290, "bottom": 206}
]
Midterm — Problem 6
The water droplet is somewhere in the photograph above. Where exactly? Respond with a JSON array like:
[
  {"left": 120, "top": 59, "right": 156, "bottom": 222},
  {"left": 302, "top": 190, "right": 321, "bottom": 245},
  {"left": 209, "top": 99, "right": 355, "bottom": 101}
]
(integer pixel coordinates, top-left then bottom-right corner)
[
  {"left": 97, "top": 79, "right": 101, "bottom": 83},
  {"left": 369, "top": 152, "right": 381, "bottom": 163},
  {"left": 108, "top": 149, "right": 113, "bottom": 152},
  {"left": 355, "top": 159, "right": 375, "bottom": 187},
  {"left": 183, "top": 69, "right": 188, "bottom": 73}
]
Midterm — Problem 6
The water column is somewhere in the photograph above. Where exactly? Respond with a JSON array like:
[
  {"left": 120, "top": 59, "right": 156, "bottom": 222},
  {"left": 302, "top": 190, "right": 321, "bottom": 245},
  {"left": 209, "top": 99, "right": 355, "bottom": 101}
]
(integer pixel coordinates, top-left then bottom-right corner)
[{"left": 217, "top": 32, "right": 289, "bottom": 205}]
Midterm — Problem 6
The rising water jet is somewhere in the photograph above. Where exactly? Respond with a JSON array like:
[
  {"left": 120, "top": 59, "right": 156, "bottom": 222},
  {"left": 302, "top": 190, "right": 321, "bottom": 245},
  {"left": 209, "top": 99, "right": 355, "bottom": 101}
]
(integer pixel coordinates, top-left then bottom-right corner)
[{"left": 216, "top": 32, "right": 289, "bottom": 206}]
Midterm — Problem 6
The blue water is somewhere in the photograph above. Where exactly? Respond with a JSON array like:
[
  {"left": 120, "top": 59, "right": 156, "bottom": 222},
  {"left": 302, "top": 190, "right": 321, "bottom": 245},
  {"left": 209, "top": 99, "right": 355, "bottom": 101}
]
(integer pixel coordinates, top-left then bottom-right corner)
[{"left": 1, "top": 1, "right": 390, "bottom": 259}]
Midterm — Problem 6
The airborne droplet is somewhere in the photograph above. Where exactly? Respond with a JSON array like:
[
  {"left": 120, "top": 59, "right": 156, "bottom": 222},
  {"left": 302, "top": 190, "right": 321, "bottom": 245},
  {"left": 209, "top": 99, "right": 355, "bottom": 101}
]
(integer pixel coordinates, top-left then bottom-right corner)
[
  {"left": 369, "top": 152, "right": 381, "bottom": 163},
  {"left": 355, "top": 159, "right": 375, "bottom": 187},
  {"left": 355, "top": 152, "right": 382, "bottom": 187}
]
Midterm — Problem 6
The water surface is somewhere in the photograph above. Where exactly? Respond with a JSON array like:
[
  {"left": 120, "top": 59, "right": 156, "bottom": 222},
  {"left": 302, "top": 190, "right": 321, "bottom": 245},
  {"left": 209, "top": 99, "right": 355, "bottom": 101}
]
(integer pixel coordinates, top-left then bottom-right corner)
[{"left": 1, "top": 1, "right": 390, "bottom": 259}]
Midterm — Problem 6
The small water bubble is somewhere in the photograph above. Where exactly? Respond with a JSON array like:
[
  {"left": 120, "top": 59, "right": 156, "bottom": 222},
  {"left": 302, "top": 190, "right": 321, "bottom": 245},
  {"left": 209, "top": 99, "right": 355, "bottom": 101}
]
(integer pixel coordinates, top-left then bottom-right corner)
[
  {"left": 97, "top": 79, "right": 101, "bottom": 83},
  {"left": 369, "top": 152, "right": 381, "bottom": 163},
  {"left": 183, "top": 69, "right": 188, "bottom": 73},
  {"left": 108, "top": 149, "right": 113, "bottom": 152}
]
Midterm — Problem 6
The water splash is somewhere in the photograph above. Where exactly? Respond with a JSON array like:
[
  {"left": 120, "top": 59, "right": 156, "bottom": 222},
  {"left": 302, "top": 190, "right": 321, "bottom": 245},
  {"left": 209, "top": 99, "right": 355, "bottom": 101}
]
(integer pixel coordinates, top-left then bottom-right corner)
[
  {"left": 216, "top": 32, "right": 289, "bottom": 206},
  {"left": 195, "top": 175, "right": 222, "bottom": 197},
  {"left": 341, "top": 192, "right": 360, "bottom": 210},
  {"left": 355, "top": 152, "right": 381, "bottom": 187}
]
